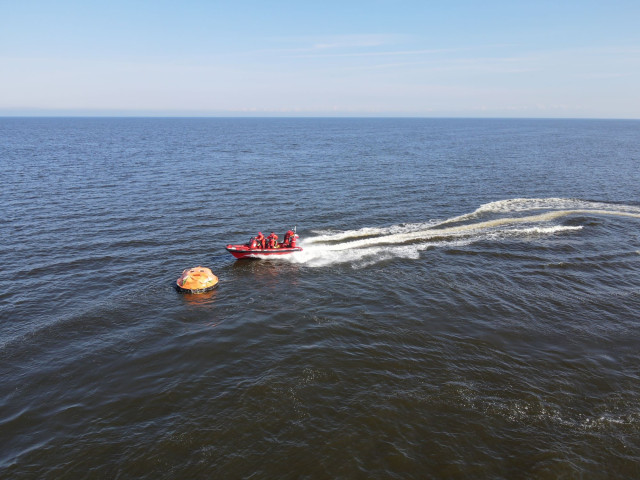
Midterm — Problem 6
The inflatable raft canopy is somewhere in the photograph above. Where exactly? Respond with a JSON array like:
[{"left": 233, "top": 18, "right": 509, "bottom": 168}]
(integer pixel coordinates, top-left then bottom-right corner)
[{"left": 176, "top": 266, "right": 219, "bottom": 293}]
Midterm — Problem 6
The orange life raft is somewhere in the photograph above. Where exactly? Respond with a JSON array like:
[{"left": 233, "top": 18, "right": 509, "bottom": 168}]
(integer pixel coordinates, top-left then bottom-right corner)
[{"left": 176, "top": 266, "right": 219, "bottom": 293}]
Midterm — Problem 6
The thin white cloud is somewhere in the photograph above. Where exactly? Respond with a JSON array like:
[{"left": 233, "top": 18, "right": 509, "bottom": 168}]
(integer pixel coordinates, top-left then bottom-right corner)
[
  {"left": 231, "top": 34, "right": 404, "bottom": 57},
  {"left": 274, "top": 33, "right": 403, "bottom": 48},
  {"left": 290, "top": 47, "right": 473, "bottom": 58}
]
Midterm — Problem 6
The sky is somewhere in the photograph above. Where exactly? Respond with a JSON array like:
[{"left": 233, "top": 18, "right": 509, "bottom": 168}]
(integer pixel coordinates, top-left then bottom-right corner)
[{"left": 1, "top": 0, "right": 639, "bottom": 118}]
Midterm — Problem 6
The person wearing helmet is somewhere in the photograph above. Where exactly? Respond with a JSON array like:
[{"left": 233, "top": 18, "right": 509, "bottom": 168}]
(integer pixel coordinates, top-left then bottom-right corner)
[
  {"left": 267, "top": 232, "right": 279, "bottom": 249},
  {"left": 283, "top": 230, "right": 295, "bottom": 247}
]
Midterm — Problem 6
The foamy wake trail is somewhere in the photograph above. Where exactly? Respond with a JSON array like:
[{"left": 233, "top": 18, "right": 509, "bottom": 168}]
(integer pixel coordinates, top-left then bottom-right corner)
[
  {"left": 447, "top": 198, "right": 640, "bottom": 224},
  {"left": 286, "top": 198, "right": 640, "bottom": 268}
]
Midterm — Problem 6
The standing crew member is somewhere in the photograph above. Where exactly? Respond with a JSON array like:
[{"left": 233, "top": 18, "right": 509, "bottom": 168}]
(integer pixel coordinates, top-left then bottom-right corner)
[
  {"left": 255, "top": 232, "right": 265, "bottom": 249},
  {"left": 284, "top": 230, "right": 295, "bottom": 247}
]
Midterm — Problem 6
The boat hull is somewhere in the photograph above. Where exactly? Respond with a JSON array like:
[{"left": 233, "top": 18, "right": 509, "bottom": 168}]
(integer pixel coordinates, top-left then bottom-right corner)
[{"left": 226, "top": 245, "right": 302, "bottom": 259}]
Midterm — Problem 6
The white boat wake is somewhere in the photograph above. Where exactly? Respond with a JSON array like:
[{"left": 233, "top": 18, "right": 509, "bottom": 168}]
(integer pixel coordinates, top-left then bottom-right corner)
[{"left": 286, "top": 198, "right": 640, "bottom": 268}]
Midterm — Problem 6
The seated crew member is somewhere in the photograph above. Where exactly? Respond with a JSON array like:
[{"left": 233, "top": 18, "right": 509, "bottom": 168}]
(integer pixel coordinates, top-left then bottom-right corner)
[
  {"left": 249, "top": 237, "right": 258, "bottom": 249},
  {"left": 267, "top": 232, "right": 279, "bottom": 248},
  {"left": 255, "top": 232, "right": 265, "bottom": 249}
]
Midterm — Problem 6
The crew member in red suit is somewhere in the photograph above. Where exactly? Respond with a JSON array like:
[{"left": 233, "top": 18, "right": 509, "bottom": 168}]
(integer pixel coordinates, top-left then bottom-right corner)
[
  {"left": 249, "top": 237, "right": 258, "bottom": 249},
  {"left": 267, "top": 232, "right": 278, "bottom": 248},
  {"left": 283, "top": 230, "right": 295, "bottom": 247},
  {"left": 255, "top": 232, "right": 265, "bottom": 249}
]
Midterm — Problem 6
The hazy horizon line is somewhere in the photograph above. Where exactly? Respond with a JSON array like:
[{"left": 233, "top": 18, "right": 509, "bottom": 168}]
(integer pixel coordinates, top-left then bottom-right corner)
[{"left": 1, "top": 110, "right": 638, "bottom": 121}]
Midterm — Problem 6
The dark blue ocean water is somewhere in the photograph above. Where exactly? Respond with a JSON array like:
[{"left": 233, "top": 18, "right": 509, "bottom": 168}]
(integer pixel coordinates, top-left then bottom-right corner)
[{"left": 1, "top": 118, "right": 640, "bottom": 478}]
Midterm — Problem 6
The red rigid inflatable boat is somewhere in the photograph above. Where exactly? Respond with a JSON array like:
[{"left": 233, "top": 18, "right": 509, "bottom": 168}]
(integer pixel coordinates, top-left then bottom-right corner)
[
  {"left": 225, "top": 244, "right": 303, "bottom": 259},
  {"left": 226, "top": 229, "right": 302, "bottom": 259}
]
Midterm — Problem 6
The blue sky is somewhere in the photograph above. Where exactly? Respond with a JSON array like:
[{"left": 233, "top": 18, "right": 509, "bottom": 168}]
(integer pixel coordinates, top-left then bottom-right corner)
[{"left": 1, "top": 0, "right": 639, "bottom": 117}]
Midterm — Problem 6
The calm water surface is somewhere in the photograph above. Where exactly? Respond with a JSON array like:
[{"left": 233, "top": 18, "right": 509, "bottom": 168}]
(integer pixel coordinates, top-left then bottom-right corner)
[{"left": 1, "top": 118, "right": 640, "bottom": 478}]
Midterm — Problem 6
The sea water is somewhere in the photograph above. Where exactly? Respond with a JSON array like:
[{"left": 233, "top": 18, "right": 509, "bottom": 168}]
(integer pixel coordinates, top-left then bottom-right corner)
[{"left": 1, "top": 118, "right": 639, "bottom": 478}]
